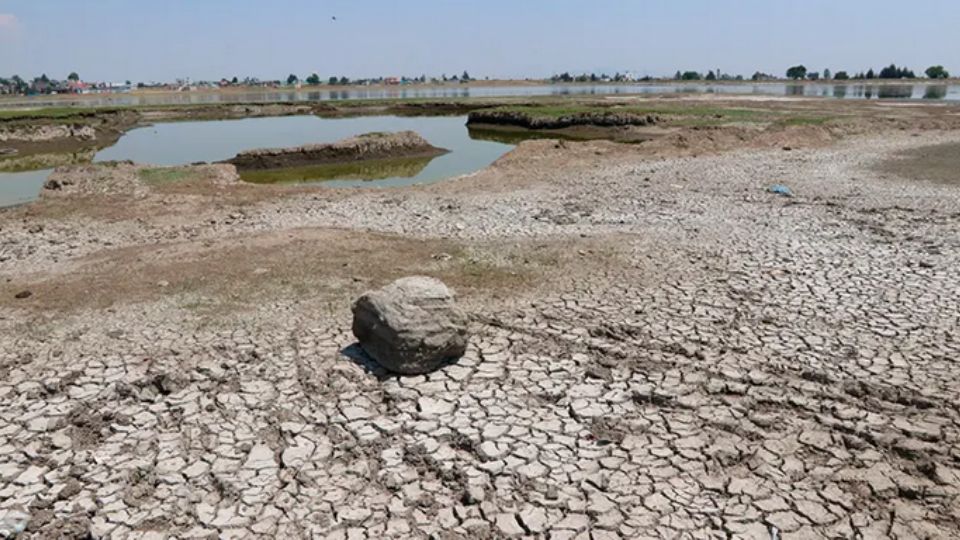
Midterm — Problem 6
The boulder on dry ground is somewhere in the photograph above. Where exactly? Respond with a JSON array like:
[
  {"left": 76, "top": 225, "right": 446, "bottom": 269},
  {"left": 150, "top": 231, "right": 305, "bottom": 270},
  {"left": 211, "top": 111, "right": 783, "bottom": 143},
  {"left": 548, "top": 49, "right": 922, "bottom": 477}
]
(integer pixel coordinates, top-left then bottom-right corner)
[{"left": 351, "top": 276, "right": 468, "bottom": 375}]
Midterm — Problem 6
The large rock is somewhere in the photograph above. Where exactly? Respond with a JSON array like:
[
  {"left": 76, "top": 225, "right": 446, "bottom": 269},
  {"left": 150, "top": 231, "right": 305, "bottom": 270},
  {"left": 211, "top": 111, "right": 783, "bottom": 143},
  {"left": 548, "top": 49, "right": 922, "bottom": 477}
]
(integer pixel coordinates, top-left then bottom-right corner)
[{"left": 352, "top": 276, "right": 468, "bottom": 375}]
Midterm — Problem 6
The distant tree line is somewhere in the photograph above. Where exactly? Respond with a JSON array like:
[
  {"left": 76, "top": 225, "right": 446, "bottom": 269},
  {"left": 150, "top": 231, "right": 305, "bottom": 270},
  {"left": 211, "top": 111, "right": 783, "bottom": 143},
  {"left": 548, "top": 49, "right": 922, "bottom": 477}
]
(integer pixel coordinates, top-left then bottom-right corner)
[
  {"left": 674, "top": 70, "right": 745, "bottom": 81},
  {"left": 547, "top": 66, "right": 954, "bottom": 83},
  {"left": 276, "top": 71, "right": 475, "bottom": 86},
  {"left": 783, "top": 63, "right": 948, "bottom": 81},
  {"left": 652, "top": 64, "right": 950, "bottom": 83},
  {"left": 550, "top": 72, "right": 643, "bottom": 83}
]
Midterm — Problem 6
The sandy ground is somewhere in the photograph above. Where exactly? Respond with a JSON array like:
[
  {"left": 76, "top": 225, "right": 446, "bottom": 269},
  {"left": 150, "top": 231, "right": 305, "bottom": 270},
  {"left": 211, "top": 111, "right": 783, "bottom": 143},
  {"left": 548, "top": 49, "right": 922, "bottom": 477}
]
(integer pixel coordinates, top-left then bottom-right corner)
[{"left": 1, "top": 116, "right": 960, "bottom": 539}]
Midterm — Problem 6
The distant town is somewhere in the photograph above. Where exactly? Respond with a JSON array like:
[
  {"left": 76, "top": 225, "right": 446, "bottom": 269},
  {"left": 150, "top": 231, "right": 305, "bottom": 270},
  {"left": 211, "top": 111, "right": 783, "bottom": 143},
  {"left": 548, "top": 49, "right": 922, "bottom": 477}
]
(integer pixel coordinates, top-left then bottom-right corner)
[{"left": 0, "top": 64, "right": 951, "bottom": 96}]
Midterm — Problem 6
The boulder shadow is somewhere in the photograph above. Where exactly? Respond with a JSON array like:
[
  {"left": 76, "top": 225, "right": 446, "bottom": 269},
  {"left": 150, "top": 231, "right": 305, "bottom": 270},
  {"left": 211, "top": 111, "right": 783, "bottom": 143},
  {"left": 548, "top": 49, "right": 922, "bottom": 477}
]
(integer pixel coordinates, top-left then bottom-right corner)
[
  {"left": 340, "top": 343, "right": 393, "bottom": 381},
  {"left": 340, "top": 342, "right": 463, "bottom": 380}
]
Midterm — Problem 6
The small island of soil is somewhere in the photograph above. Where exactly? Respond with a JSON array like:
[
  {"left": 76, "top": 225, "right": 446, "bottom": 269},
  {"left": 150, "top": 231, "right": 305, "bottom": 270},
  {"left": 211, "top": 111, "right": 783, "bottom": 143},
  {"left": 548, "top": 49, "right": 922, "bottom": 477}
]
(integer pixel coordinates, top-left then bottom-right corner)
[{"left": 223, "top": 130, "right": 449, "bottom": 171}]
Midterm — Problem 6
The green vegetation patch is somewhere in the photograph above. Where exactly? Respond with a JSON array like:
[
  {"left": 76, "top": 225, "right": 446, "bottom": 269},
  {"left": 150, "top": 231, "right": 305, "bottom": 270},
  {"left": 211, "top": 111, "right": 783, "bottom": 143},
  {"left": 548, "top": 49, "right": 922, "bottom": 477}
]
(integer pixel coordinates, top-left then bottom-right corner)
[
  {"left": 0, "top": 107, "right": 119, "bottom": 121},
  {"left": 481, "top": 103, "right": 838, "bottom": 128},
  {"left": 488, "top": 103, "right": 746, "bottom": 117},
  {"left": 138, "top": 167, "right": 192, "bottom": 185},
  {"left": 0, "top": 149, "right": 96, "bottom": 172}
]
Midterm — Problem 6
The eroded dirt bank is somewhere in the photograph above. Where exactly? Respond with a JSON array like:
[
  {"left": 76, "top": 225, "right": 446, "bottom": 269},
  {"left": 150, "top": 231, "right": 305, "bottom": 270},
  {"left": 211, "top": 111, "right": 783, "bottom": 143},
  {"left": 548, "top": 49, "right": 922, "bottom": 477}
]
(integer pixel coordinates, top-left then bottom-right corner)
[
  {"left": 1, "top": 101, "right": 959, "bottom": 538},
  {"left": 467, "top": 109, "right": 659, "bottom": 129},
  {"left": 225, "top": 131, "right": 448, "bottom": 171}
]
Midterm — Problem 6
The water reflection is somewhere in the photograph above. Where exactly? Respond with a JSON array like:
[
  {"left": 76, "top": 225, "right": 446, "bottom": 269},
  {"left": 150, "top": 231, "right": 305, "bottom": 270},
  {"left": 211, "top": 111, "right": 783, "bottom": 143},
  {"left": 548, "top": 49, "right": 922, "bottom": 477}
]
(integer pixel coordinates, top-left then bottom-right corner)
[
  {"left": 924, "top": 85, "right": 948, "bottom": 99},
  {"left": 467, "top": 126, "right": 573, "bottom": 145},
  {"left": 877, "top": 85, "right": 914, "bottom": 99},
  {"left": 833, "top": 85, "right": 848, "bottom": 99},
  {"left": 786, "top": 85, "right": 805, "bottom": 96},
  {"left": 3, "top": 82, "right": 959, "bottom": 109},
  {"left": 240, "top": 155, "right": 436, "bottom": 184}
]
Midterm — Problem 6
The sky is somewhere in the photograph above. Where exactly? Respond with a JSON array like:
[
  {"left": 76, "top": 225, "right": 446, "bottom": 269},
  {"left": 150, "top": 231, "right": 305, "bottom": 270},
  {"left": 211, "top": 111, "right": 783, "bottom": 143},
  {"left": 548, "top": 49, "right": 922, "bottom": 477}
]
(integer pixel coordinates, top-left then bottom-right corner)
[{"left": 1, "top": 0, "right": 958, "bottom": 82}]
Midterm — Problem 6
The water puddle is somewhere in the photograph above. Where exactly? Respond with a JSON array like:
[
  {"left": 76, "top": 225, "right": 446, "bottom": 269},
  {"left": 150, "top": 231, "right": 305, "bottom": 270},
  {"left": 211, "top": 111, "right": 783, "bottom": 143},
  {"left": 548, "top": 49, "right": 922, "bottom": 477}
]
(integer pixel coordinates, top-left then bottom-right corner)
[{"left": 0, "top": 115, "right": 515, "bottom": 207}]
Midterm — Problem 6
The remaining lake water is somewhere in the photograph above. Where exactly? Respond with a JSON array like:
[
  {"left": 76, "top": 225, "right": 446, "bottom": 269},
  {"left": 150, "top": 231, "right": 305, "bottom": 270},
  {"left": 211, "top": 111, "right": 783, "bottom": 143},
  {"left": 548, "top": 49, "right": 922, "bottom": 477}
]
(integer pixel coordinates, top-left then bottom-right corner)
[{"left": 0, "top": 115, "right": 514, "bottom": 207}]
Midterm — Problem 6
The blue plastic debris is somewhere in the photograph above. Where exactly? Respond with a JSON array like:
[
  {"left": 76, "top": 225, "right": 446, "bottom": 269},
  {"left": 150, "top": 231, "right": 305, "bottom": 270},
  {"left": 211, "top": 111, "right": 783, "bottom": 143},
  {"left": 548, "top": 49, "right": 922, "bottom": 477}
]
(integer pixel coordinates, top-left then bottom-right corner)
[
  {"left": 768, "top": 184, "right": 793, "bottom": 197},
  {"left": 0, "top": 509, "right": 29, "bottom": 537}
]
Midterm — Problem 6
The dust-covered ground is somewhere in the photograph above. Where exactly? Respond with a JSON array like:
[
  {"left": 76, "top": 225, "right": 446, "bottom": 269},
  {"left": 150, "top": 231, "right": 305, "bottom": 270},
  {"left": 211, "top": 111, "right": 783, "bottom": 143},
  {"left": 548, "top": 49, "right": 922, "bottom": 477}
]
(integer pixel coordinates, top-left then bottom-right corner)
[{"left": 1, "top": 105, "right": 960, "bottom": 539}]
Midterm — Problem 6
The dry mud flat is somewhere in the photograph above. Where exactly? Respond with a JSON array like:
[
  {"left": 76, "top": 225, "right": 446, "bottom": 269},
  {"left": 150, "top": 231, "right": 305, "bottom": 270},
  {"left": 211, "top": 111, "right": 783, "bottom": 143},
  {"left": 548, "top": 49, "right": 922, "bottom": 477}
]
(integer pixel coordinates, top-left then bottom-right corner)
[{"left": 1, "top": 117, "right": 960, "bottom": 538}]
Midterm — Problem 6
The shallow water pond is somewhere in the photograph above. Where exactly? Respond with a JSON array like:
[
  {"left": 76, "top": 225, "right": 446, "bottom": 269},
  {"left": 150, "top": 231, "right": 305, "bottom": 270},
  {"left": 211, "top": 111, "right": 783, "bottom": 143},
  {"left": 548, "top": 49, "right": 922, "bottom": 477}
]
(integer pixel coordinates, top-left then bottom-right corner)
[
  {"left": 0, "top": 169, "right": 50, "bottom": 207},
  {"left": 0, "top": 115, "right": 514, "bottom": 207}
]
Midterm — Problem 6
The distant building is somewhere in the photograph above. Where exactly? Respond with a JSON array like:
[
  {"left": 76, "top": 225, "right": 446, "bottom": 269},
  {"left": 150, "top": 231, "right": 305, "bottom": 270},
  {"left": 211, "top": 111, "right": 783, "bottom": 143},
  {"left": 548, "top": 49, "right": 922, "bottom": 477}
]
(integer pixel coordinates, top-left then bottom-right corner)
[
  {"left": 67, "top": 81, "right": 91, "bottom": 94},
  {"left": 384, "top": 77, "right": 401, "bottom": 85}
]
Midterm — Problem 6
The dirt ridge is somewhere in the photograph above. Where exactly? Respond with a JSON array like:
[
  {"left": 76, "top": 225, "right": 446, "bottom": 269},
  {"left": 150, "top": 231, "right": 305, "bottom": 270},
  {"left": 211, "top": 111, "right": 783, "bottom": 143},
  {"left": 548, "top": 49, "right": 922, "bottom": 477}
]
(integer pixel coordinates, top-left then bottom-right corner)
[
  {"left": 224, "top": 130, "right": 449, "bottom": 170},
  {"left": 467, "top": 109, "right": 659, "bottom": 129}
]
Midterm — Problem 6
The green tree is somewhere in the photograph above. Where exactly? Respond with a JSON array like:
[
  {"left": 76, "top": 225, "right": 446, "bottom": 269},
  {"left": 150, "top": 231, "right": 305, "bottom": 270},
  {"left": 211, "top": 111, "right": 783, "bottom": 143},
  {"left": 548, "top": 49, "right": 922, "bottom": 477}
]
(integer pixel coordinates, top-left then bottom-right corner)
[
  {"left": 823, "top": 69, "right": 831, "bottom": 80},
  {"left": 339, "top": 76, "right": 350, "bottom": 85},
  {"left": 786, "top": 65, "right": 807, "bottom": 80},
  {"left": 231, "top": 76, "right": 239, "bottom": 84},
  {"left": 674, "top": 70, "right": 682, "bottom": 80},
  {"left": 461, "top": 70, "right": 471, "bottom": 81},
  {"left": 328, "top": 76, "right": 339, "bottom": 85},
  {"left": 834, "top": 71, "right": 849, "bottom": 80},
  {"left": 286, "top": 74, "right": 299, "bottom": 85},
  {"left": 807, "top": 72, "right": 820, "bottom": 81},
  {"left": 305, "top": 73, "right": 321, "bottom": 85},
  {"left": 705, "top": 70, "right": 717, "bottom": 81},
  {"left": 925, "top": 65, "right": 949, "bottom": 79},
  {"left": 877, "top": 65, "right": 915, "bottom": 79},
  {"left": 865, "top": 68, "right": 875, "bottom": 79},
  {"left": 67, "top": 72, "right": 80, "bottom": 81},
  {"left": 681, "top": 71, "right": 702, "bottom": 81}
]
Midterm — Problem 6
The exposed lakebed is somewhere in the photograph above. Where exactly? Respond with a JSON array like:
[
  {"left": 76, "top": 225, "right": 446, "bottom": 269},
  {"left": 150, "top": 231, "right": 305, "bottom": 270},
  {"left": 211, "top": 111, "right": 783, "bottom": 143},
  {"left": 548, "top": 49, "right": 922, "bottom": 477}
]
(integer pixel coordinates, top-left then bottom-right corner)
[{"left": 0, "top": 115, "right": 514, "bottom": 207}]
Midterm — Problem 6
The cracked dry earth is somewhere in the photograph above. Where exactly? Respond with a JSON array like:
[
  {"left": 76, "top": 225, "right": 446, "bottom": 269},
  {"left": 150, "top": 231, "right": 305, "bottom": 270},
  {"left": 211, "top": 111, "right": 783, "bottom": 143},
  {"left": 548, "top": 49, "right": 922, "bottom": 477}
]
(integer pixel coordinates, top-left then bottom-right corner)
[{"left": 1, "top": 130, "right": 960, "bottom": 539}]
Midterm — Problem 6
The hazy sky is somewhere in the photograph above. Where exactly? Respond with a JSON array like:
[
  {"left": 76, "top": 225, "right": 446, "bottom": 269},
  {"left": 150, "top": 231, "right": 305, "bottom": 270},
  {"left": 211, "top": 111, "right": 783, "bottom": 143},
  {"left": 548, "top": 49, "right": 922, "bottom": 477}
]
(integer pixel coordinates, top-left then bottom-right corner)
[{"left": 1, "top": 0, "right": 958, "bottom": 82}]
